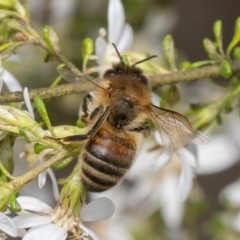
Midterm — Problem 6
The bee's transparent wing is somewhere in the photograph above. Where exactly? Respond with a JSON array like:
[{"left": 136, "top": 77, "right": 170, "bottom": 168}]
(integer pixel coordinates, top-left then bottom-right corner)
[
  {"left": 147, "top": 104, "right": 209, "bottom": 148},
  {"left": 58, "top": 68, "right": 100, "bottom": 91},
  {"left": 192, "top": 130, "right": 210, "bottom": 144}
]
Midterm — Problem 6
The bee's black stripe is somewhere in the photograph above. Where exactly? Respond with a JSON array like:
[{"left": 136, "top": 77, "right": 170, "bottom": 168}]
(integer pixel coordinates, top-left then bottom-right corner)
[
  {"left": 82, "top": 163, "right": 118, "bottom": 187},
  {"left": 83, "top": 152, "right": 126, "bottom": 177},
  {"left": 81, "top": 175, "right": 109, "bottom": 192}
]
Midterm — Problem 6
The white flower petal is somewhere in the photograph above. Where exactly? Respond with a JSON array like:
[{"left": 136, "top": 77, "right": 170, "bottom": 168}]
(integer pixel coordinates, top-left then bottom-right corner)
[
  {"left": 158, "top": 174, "right": 184, "bottom": 229},
  {"left": 80, "top": 224, "right": 99, "bottom": 240},
  {"left": 13, "top": 214, "right": 52, "bottom": 228},
  {"left": 3, "top": 70, "right": 22, "bottom": 91},
  {"left": 116, "top": 23, "right": 133, "bottom": 51},
  {"left": 151, "top": 149, "right": 171, "bottom": 172},
  {"left": 220, "top": 180, "right": 240, "bottom": 207},
  {"left": 197, "top": 134, "right": 239, "bottom": 174},
  {"left": 177, "top": 151, "right": 194, "bottom": 201},
  {"left": 17, "top": 196, "right": 52, "bottom": 214},
  {"left": 47, "top": 168, "right": 59, "bottom": 201},
  {"left": 3, "top": 209, "right": 10, "bottom": 215},
  {"left": 108, "top": 0, "right": 125, "bottom": 44},
  {"left": 38, "top": 170, "right": 47, "bottom": 188},
  {"left": 154, "top": 131, "right": 163, "bottom": 145},
  {"left": 0, "top": 213, "right": 18, "bottom": 237},
  {"left": 80, "top": 197, "right": 115, "bottom": 222},
  {"left": 23, "top": 87, "right": 35, "bottom": 118},
  {"left": 47, "top": 227, "right": 68, "bottom": 240},
  {"left": 17, "top": 228, "right": 27, "bottom": 237},
  {"left": 95, "top": 37, "right": 107, "bottom": 64},
  {"left": 23, "top": 224, "right": 67, "bottom": 240},
  {"left": 233, "top": 212, "right": 240, "bottom": 233}
]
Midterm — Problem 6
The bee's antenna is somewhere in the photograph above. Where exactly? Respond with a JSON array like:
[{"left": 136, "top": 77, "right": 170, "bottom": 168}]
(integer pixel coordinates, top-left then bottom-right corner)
[
  {"left": 132, "top": 55, "right": 157, "bottom": 66},
  {"left": 112, "top": 43, "right": 124, "bottom": 64}
]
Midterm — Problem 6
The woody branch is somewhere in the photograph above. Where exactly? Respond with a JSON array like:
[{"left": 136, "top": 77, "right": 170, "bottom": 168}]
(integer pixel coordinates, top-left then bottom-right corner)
[{"left": 0, "top": 60, "right": 240, "bottom": 104}]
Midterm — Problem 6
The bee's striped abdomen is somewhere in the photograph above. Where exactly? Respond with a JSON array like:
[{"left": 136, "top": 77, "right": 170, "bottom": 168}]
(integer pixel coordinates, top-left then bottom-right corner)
[{"left": 81, "top": 129, "right": 136, "bottom": 192}]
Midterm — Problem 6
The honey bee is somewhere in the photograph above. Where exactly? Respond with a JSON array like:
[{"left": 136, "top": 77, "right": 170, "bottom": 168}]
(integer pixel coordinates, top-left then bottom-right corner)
[{"left": 59, "top": 44, "right": 208, "bottom": 192}]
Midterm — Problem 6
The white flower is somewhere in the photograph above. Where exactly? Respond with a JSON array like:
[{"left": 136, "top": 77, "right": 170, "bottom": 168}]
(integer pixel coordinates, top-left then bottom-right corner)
[
  {"left": 89, "top": 0, "right": 133, "bottom": 76},
  {"left": 0, "top": 211, "right": 18, "bottom": 238},
  {"left": 152, "top": 131, "right": 197, "bottom": 202},
  {"left": 13, "top": 196, "right": 115, "bottom": 240},
  {"left": 0, "top": 210, "right": 26, "bottom": 238},
  {"left": 219, "top": 179, "right": 240, "bottom": 233},
  {"left": 0, "top": 57, "right": 22, "bottom": 92},
  {"left": 18, "top": 88, "right": 59, "bottom": 200}
]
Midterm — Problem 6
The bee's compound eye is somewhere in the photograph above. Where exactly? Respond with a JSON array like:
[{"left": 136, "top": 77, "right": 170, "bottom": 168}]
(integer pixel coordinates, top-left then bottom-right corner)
[
  {"left": 116, "top": 69, "right": 123, "bottom": 74},
  {"left": 136, "top": 75, "right": 148, "bottom": 85},
  {"left": 104, "top": 70, "right": 116, "bottom": 77}
]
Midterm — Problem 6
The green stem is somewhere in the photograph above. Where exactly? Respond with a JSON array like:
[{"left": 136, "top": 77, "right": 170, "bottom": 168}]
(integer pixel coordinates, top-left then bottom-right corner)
[{"left": 10, "top": 150, "right": 67, "bottom": 193}]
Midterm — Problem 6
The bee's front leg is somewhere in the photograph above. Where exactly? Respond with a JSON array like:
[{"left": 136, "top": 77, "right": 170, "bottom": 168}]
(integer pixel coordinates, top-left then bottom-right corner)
[
  {"left": 80, "top": 93, "right": 93, "bottom": 123},
  {"left": 45, "top": 106, "right": 110, "bottom": 143}
]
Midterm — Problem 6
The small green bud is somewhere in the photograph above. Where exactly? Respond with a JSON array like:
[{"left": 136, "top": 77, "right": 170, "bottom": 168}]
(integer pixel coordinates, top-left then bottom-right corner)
[
  {"left": 82, "top": 38, "right": 93, "bottom": 72},
  {"left": 203, "top": 38, "right": 219, "bottom": 60},
  {"left": 180, "top": 61, "right": 191, "bottom": 70},
  {"left": 76, "top": 119, "right": 86, "bottom": 128},
  {"left": 220, "top": 60, "right": 232, "bottom": 78},
  {"left": 233, "top": 47, "right": 240, "bottom": 60},
  {"left": 34, "top": 143, "right": 48, "bottom": 154}
]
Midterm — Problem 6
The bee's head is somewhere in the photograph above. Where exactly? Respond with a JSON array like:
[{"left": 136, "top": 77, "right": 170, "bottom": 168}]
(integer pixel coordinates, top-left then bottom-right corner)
[{"left": 103, "top": 43, "right": 157, "bottom": 85}]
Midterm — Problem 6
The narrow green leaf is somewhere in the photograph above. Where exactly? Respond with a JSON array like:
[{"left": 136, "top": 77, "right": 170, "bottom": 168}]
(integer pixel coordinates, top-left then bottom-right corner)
[
  {"left": 167, "top": 85, "right": 181, "bottom": 106},
  {"left": 34, "top": 96, "right": 56, "bottom": 137},
  {"left": 189, "top": 60, "right": 215, "bottom": 69},
  {"left": 0, "top": 0, "right": 17, "bottom": 8},
  {"left": 82, "top": 38, "right": 93, "bottom": 72},
  {"left": 160, "top": 88, "right": 168, "bottom": 108},
  {"left": 42, "top": 26, "right": 61, "bottom": 54},
  {"left": 0, "top": 42, "right": 26, "bottom": 60},
  {"left": 213, "top": 20, "right": 224, "bottom": 55},
  {"left": 162, "top": 35, "right": 177, "bottom": 71},
  {"left": 9, "top": 194, "right": 21, "bottom": 212},
  {"left": 52, "top": 157, "right": 72, "bottom": 170},
  {"left": 0, "top": 9, "right": 20, "bottom": 18},
  {"left": 227, "top": 17, "right": 240, "bottom": 56},
  {"left": 203, "top": 38, "right": 220, "bottom": 60}
]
